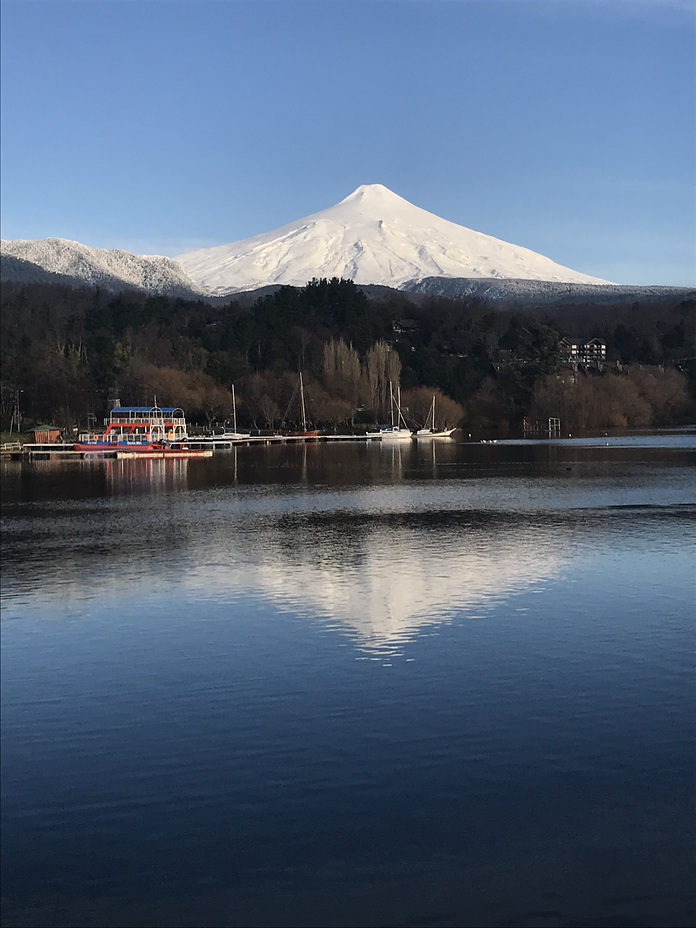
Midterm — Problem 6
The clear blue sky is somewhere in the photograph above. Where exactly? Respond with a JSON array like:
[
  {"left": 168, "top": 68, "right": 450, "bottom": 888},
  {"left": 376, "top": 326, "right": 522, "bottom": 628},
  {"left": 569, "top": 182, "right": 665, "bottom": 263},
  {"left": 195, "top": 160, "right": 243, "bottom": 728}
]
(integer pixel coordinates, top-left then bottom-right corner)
[{"left": 1, "top": 0, "right": 694, "bottom": 285}]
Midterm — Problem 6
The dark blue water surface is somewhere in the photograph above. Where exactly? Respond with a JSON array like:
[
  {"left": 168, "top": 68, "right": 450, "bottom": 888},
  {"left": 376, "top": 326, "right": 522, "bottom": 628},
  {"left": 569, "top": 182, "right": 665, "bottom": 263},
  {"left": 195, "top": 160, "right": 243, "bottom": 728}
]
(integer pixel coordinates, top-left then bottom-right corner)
[{"left": 2, "top": 436, "right": 695, "bottom": 927}]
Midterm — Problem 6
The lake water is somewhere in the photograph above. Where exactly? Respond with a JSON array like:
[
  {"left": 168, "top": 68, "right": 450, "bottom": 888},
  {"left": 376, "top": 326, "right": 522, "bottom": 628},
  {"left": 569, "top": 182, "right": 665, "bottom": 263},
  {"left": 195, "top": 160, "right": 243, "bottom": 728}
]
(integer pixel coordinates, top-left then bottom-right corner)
[{"left": 2, "top": 435, "right": 695, "bottom": 928}]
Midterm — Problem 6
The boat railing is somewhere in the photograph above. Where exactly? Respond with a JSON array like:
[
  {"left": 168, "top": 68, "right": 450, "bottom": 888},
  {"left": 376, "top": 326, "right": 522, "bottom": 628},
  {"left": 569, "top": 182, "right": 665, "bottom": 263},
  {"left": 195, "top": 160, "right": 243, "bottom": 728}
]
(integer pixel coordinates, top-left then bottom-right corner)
[{"left": 104, "top": 411, "right": 187, "bottom": 426}]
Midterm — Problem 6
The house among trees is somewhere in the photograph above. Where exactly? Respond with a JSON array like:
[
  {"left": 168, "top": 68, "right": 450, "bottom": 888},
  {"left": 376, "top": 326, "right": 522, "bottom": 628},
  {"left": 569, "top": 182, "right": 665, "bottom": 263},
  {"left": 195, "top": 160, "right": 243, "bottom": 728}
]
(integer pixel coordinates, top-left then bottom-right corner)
[
  {"left": 391, "top": 318, "right": 421, "bottom": 353},
  {"left": 392, "top": 318, "right": 421, "bottom": 336},
  {"left": 559, "top": 337, "right": 607, "bottom": 368}
]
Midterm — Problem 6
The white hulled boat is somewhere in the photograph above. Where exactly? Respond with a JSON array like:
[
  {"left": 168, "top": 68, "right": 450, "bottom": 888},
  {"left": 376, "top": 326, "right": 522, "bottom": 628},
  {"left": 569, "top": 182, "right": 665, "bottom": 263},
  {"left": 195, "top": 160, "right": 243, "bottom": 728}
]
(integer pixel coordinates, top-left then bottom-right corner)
[
  {"left": 366, "top": 383, "right": 413, "bottom": 441},
  {"left": 414, "top": 396, "right": 456, "bottom": 439}
]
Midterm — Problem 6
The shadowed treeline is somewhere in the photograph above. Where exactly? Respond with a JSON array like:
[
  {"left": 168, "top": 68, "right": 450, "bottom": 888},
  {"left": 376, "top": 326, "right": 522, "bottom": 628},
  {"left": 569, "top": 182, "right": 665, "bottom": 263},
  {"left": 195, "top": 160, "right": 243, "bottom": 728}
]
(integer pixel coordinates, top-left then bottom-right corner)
[{"left": 1, "top": 277, "right": 694, "bottom": 434}]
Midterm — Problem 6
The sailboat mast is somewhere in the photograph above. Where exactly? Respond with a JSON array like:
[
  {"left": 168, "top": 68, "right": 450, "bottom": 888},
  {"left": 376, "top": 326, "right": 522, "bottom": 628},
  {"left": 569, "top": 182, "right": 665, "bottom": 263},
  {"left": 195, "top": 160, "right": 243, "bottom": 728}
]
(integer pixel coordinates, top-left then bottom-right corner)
[
  {"left": 299, "top": 372, "right": 307, "bottom": 432},
  {"left": 232, "top": 384, "right": 237, "bottom": 432},
  {"left": 397, "top": 385, "right": 406, "bottom": 428}
]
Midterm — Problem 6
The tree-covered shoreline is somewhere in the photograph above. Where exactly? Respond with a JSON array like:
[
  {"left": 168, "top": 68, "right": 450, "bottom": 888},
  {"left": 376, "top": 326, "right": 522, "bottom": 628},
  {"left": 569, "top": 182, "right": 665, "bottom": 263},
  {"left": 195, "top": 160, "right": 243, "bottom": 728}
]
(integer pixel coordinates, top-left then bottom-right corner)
[{"left": 1, "top": 277, "right": 694, "bottom": 436}]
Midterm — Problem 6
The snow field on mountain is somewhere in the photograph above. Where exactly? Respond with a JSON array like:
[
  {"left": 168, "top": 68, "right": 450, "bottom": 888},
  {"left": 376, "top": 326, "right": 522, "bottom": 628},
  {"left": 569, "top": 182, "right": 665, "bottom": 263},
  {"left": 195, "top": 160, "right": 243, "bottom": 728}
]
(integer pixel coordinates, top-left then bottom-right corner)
[
  {"left": 176, "top": 184, "right": 610, "bottom": 294},
  {"left": 2, "top": 184, "right": 614, "bottom": 297}
]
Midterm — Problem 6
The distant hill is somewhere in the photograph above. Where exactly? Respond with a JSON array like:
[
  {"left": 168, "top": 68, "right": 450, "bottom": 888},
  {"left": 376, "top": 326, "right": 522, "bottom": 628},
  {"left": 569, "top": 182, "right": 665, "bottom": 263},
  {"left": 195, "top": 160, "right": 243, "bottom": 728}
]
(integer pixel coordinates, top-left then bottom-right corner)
[
  {"left": 1, "top": 238, "right": 202, "bottom": 299},
  {"left": 1, "top": 254, "right": 88, "bottom": 289},
  {"left": 222, "top": 279, "right": 695, "bottom": 312},
  {"left": 401, "top": 276, "right": 696, "bottom": 307}
]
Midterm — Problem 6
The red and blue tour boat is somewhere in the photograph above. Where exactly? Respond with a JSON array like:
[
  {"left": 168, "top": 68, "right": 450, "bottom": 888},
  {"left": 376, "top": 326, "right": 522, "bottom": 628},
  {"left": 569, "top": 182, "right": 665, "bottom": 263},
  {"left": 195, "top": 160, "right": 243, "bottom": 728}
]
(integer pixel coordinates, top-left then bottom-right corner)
[{"left": 74, "top": 405, "right": 212, "bottom": 457}]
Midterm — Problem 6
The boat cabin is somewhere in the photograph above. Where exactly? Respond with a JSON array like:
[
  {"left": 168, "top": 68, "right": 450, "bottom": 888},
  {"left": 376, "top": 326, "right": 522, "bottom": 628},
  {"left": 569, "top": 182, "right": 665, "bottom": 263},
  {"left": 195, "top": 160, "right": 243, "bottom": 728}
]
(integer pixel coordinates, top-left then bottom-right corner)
[{"left": 101, "top": 406, "right": 187, "bottom": 443}]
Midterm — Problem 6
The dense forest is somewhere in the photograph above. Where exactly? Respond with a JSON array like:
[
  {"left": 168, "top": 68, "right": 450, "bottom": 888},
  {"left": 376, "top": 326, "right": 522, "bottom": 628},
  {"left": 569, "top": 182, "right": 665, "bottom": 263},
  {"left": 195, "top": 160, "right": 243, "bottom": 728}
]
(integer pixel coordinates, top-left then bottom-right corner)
[{"left": 1, "top": 277, "right": 694, "bottom": 436}]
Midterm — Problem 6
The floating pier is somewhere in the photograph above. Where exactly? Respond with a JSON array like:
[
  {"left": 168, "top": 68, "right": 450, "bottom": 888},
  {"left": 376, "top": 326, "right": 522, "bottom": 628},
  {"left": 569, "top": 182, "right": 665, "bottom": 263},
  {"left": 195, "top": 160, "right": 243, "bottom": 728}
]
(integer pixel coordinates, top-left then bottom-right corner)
[{"left": 1, "top": 433, "right": 390, "bottom": 461}]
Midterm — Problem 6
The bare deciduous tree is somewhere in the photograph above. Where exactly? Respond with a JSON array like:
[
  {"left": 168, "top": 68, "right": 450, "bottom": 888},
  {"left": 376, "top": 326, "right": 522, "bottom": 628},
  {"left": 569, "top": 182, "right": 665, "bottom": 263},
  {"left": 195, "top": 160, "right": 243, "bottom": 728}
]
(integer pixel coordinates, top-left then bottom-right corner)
[{"left": 365, "top": 340, "right": 401, "bottom": 420}]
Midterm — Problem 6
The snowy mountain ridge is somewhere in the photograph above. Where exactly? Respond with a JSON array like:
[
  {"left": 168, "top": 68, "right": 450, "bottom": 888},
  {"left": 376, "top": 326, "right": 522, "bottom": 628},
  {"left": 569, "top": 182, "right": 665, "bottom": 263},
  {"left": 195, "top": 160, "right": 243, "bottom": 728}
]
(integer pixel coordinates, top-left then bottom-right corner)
[
  {"left": 402, "top": 276, "right": 694, "bottom": 306},
  {"left": 176, "top": 184, "right": 611, "bottom": 295},
  {"left": 1, "top": 237, "right": 202, "bottom": 297}
]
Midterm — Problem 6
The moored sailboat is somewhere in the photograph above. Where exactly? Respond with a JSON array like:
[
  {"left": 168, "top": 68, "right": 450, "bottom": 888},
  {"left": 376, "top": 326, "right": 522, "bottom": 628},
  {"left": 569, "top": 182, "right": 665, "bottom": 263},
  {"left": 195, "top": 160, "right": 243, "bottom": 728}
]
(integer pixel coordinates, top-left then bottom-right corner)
[
  {"left": 224, "top": 384, "right": 251, "bottom": 438},
  {"left": 414, "top": 395, "right": 456, "bottom": 439},
  {"left": 366, "top": 383, "right": 413, "bottom": 440},
  {"left": 282, "top": 373, "right": 322, "bottom": 437},
  {"left": 197, "top": 385, "right": 251, "bottom": 441}
]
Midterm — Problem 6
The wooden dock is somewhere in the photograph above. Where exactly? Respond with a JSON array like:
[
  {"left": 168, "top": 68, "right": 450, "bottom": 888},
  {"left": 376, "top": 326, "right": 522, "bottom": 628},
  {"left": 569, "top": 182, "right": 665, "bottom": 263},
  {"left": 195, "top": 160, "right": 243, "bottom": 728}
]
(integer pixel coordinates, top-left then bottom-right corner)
[
  {"left": 185, "top": 433, "right": 382, "bottom": 450},
  {"left": 1, "top": 433, "right": 385, "bottom": 461}
]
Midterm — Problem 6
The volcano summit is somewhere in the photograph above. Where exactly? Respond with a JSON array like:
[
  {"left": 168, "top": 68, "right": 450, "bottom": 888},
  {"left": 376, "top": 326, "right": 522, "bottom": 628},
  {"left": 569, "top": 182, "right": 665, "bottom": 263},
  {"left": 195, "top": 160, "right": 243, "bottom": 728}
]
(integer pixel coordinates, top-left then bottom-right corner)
[{"left": 176, "top": 184, "right": 610, "bottom": 295}]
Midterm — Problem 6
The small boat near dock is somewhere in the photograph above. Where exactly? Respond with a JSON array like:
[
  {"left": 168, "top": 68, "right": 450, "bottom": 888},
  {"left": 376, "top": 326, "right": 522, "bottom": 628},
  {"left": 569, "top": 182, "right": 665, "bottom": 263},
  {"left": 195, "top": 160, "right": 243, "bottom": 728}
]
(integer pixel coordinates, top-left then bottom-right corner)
[
  {"left": 114, "top": 442, "right": 212, "bottom": 459},
  {"left": 414, "top": 395, "right": 456, "bottom": 439},
  {"left": 193, "top": 385, "right": 252, "bottom": 443},
  {"left": 279, "top": 373, "right": 322, "bottom": 439},
  {"left": 366, "top": 383, "right": 413, "bottom": 441}
]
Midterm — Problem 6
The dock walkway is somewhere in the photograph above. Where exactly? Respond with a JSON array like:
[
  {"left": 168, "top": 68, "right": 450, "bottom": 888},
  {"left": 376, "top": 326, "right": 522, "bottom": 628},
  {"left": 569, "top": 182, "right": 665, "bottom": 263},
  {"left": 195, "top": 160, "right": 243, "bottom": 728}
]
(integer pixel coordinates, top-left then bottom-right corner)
[{"left": 1, "top": 434, "right": 384, "bottom": 461}]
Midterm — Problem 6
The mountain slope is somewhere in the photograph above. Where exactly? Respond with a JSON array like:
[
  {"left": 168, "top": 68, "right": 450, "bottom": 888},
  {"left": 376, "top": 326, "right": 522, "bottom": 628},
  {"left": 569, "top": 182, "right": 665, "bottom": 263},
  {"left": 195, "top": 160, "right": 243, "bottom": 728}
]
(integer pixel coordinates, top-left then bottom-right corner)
[
  {"left": 0, "top": 254, "right": 95, "bottom": 289},
  {"left": 1, "top": 238, "right": 202, "bottom": 297},
  {"left": 176, "top": 184, "right": 610, "bottom": 295},
  {"left": 403, "top": 276, "right": 694, "bottom": 306}
]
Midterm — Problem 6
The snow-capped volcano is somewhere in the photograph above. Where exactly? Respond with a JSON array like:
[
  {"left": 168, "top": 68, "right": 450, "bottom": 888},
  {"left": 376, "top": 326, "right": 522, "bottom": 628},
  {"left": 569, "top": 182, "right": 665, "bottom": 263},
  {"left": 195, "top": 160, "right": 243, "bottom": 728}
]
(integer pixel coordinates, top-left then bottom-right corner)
[{"left": 176, "top": 184, "right": 610, "bottom": 294}]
